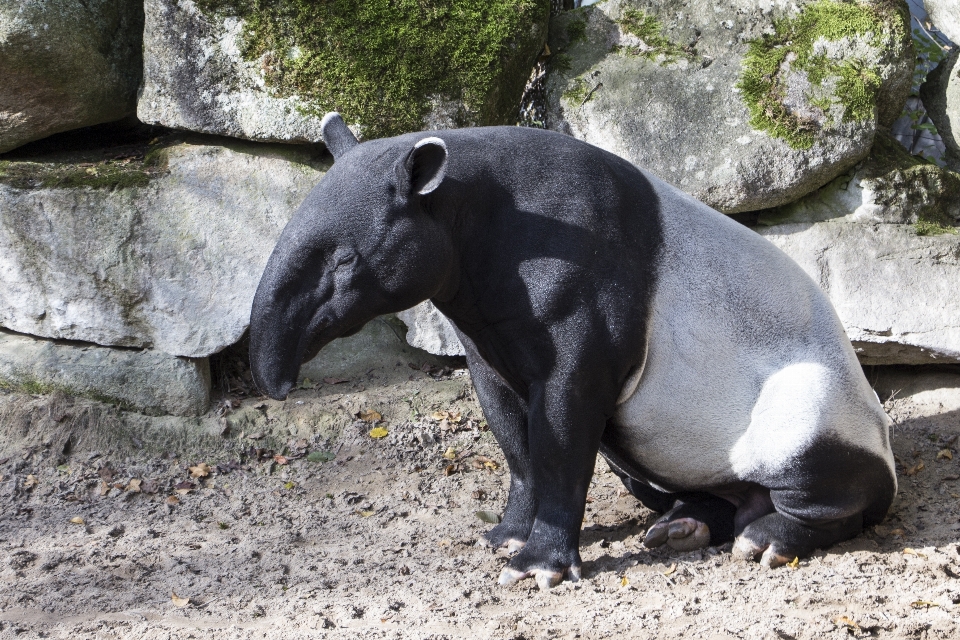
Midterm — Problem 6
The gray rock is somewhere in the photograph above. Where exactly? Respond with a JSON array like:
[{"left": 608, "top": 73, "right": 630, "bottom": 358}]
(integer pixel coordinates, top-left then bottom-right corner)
[
  {"left": 0, "top": 0, "right": 144, "bottom": 153},
  {"left": 920, "top": 51, "right": 960, "bottom": 170},
  {"left": 396, "top": 303, "right": 465, "bottom": 357},
  {"left": 545, "top": 0, "right": 913, "bottom": 213},
  {"left": 0, "top": 134, "right": 329, "bottom": 357},
  {"left": 0, "top": 328, "right": 209, "bottom": 416},
  {"left": 138, "top": 0, "right": 326, "bottom": 144},
  {"left": 299, "top": 316, "right": 453, "bottom": 385},
  {"left": 925, "top": 0, "right": 960, "bottom": 44},
  {"left": 138, "top": 0, "right": 547, "bottom": 142},
  {"left": 756, "top": 134, "right": 960, "bottom": 365}
]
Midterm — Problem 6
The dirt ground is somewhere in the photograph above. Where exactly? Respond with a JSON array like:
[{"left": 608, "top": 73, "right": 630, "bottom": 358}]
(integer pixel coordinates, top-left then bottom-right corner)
[{"left": 1, "top": 363, "right": 959, "bottom": 640}]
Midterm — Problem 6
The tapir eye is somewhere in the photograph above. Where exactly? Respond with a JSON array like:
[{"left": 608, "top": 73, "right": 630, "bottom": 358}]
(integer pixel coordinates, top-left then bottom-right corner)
[{"left": 333, "top": 253, "right": 358, "bottom": 271}]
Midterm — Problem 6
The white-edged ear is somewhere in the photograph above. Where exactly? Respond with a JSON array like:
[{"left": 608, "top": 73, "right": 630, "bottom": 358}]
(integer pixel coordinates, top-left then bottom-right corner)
[
  {"left": 403, "top": 137, "right": 448, "bottom": 195},
  {"left": 320, "top": 112, "right": 359, "bottom": 159}
]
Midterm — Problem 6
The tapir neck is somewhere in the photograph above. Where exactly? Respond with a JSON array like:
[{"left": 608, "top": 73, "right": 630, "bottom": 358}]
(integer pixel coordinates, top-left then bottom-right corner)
[{"left": 418, "top": 125, "right": 664, "bottom": 377}]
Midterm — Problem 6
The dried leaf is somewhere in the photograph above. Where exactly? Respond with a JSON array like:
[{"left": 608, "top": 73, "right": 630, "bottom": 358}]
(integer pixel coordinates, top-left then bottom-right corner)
[
  {"left": 475, "top": 510, "right": 501, "bottom": 524},
  {"left": 98, "top": 479, "right": 110, "bottom": 496},
  {"left": 189, "top": 463, "right": 211, "bottom": 478},
  {"left": 910, "top": 600, "right": 939, "bottom": 608},
  {"left": 906, "top": 461, "right": 925, "bottom": 476},
  {"left": 833, "top": 616, "right": 860, "bottom": 631},
  {"left": 661, "top": 563, "right": 677, "bottom": 576},
  {"left": 359, "top": 409, "right": 382, "bottom": 423},
  {"left": 369, "top": 426, "right": 389, "bottom": 439},
  {"left": 904, "top": 548, "right": 928, "bottom": 558},
  {"left": 23, "top": 474, "right": 38, "bottom": 489},
  {"left": 358, "top": 510, "right": 376, "bottom": 518},
  {"left": 97, "top": 465, "right": 115, "bottom": 483},
  {"left": 127, "top": 478, "right": 142, "bottom": 493},
  {"left": 442, "top": 447, "right": 457, "bottom": 460},
  {"left": 69, "top": 516, "right": 85, "bottom": 525},
  {"left": 474, "top": 455, "right": 499, "bottom": 471},
  {"left": 323, "top": 377, "right": 349, "bottom": 385},
  {"left": 890, "top": 528, "right": 906, "bottom": 537},
  {"left": 171, "top": 591, "right": 191, "bottom": 608},
  {"left": 165, "top": 495, "right": 180, "bottom": 505},
  {"left": 937, "top": 449, "right": 953, "bottom": 461},
  {"left": 620, "top": 576, "right": 629, "bottom": 587},
  {"left": 274, "top": 455, "right": 289, "bottom": 465},
  {"left": 299, "top": 378, "right": 316, "bottom": 389},
  {"left": 307, "top": 451, "right": 336, "bottom": 463},
  {"left": 444, "top": 464, "right": 458, "bottom": 476},
  {"left": 787, "top": 556, "right": 800, "bottom": 569},
  {"left": 430, "top": 411, "right": 447, "bottom": 421},
  {"left": 246, "top": 432, "right": 265, "bottom": 440}
]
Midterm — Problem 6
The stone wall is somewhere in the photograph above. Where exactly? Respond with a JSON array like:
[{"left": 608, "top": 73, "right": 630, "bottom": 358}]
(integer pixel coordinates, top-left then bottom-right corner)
[{"left": 1, "top": 0, "right": 959, "bottom": 418}]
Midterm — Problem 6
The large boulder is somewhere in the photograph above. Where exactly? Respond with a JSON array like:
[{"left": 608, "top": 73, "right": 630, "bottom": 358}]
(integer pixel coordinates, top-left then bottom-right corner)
[
  {"left": 0, "top": 0, "right": 144, "bottom": 153},
  {"left": 756, "top": 133, "right": 960, "bottom": 365},
  {"left": 920, "top": 51, "right": 960, "bottom": 171},
  {"left": 545, "top": 0, "right": 913, "bottom": 213},
  {"left": 925, "top": 0, "right": 959, "bottom": 44},
  {"left": 0, "top": 131, "right": 329, "bottom": 358},
  {"left": 299, "top": 316, "right": 454, "bottom": 385},
  {"left": 138, "top": 0, "right": 549, "bottom": 142},
  {"left": 0, "top": 329, "right": 209, "bottom": 416}
]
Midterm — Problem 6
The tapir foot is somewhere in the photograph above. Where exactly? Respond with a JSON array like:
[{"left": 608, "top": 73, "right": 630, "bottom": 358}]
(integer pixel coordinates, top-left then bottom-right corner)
[
  {"left": 476, "top": 534, "right": 525, "bottom": 554},
  {"left": 496, "top": 535, "right": 582, "bottom": 591},
  {"left": 479, "top": 520, "right": 533, "bottom": 553},
  {"left": 732, "top": 511, "right": 863, "bottom": 568},
  {"left": 643, "top": 496, "right": 737, "bottom": 551},
  {"left": 498, "top": 563, "right": 581, "bottom": 591}
]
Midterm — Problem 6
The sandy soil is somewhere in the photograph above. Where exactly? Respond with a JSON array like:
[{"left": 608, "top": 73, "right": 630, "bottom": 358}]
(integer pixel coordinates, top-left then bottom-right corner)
[{"left": 1, "top": 368, "right": 959, "bottom": 640}]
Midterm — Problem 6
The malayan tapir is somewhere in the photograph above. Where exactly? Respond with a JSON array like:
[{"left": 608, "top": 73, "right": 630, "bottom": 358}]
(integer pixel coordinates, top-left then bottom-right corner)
[{"left": 249, "top": 113, "right": 896, "bottom": 590}]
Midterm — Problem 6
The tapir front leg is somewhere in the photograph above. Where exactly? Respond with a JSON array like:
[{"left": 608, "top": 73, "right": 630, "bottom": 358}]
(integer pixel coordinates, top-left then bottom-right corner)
[
  {"left": 457, "top": 331, "right": 537, "bottom": 552},
  {"left": 497, "top": 377, "right": 608, "bottom": 590}
]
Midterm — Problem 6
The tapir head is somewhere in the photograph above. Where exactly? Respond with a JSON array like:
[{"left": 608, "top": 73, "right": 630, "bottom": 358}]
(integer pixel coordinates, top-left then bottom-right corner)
[{"left": 249, "top": 113, "right": 453, "bottom": 399}]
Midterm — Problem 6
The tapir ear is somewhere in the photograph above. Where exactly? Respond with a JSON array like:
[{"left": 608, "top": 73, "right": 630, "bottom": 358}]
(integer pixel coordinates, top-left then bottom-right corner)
[
  {"left": 320, "top": 112, "right": 359, "bottom": 159},
  {"left": 401, "top": 137, "right": 448, "bottom": 196}
]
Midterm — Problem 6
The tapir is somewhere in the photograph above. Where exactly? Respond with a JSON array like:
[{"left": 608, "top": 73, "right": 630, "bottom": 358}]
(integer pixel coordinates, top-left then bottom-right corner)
[{"left": 249, "top": 112, "right": 896, "bottom": 590}]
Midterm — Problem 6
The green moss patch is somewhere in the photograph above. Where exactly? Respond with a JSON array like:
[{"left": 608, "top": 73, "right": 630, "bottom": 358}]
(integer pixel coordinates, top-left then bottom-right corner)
[
  {"left": 737, "top": 0, "right": 907, "bottom": 149},
  {"left": 0, "top": 145, "right": 169, "bottom": 191},
  {"left": 617, "top": 8, "right": 693, "bottom": 63},
  {"left": 864, "top": 133, "right": 960, "bottom": 234},
  {"left": 193, "top": 0, "right": 548, "bottom": 138},
  {"left": 914, "top": 219, "right": 958, "bottom": 236},
  {"left": 0, "top": 376, "right": 134, "bottom": 411}
]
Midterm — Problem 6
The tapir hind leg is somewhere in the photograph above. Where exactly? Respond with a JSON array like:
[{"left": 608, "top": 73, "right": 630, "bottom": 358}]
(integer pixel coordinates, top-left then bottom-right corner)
[
  {"left": 733, "top": 438, "right": 896, "bottom": 567},
  {"left": 457, "top": 330, "right": 536, "bottom": 552},
  {"left": 604, "top": 457, "right": 738, "bottom": 550}
]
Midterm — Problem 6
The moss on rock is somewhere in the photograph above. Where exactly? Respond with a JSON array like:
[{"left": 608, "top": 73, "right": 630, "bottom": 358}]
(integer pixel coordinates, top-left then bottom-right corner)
[
  {"left": 192, "top": 0, "right": 549, "bottom": 138},
  {"left": 864, "top": 132, "right": 960, "bottom": 233},
  {"left": 617, "top": 7, "right": 693, "bottom": 63},
  {"left": 737, "top": 0, "right": 909, "bottom": 149},
  {"left": 0, "top": 141, "right": 170, "bottom": 191}
]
